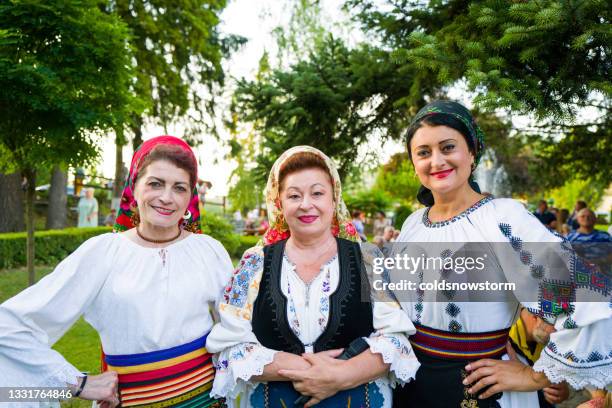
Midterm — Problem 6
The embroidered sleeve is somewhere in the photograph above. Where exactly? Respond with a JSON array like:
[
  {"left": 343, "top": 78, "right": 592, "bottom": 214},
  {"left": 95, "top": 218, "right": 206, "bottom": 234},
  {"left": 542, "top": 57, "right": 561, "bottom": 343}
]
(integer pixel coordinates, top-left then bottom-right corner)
[
  {"left": 212, "top": 342, "right": 278, "bottom": 400},
  {"left": 360, "top": 243, "right": 420, "bottom": 386},
  {"left": 207, "top": 246, "right": 280, "bottom": 399},
  {"left": 493, "top": 199, "right": 612, "bottom": 388}
]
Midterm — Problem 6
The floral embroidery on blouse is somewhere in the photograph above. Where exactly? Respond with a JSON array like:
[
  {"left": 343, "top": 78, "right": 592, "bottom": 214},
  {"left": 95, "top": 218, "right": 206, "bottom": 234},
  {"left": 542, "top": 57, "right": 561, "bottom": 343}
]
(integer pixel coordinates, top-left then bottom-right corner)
[
  {"left": 223, "top": 252, "right": 263, "bottom": 308},
  {"left": 214, "top": 343, "right": 257, "bottom": 372},
  {"left": 287, "top": 280, "right": 301, "bottom": 337},
  {"left": 318, "top": 266, "right": 332, "bottom": 331},
  {"left": 284, "top": 254, "right": 336, "bottom": 337}
]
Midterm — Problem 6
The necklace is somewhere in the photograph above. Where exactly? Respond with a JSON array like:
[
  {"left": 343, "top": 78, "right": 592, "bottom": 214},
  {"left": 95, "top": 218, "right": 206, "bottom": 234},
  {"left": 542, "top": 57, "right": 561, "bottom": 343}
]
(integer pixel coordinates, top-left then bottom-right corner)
[{"left": 136, "top": 227, "right": 182, "bottom": 244}]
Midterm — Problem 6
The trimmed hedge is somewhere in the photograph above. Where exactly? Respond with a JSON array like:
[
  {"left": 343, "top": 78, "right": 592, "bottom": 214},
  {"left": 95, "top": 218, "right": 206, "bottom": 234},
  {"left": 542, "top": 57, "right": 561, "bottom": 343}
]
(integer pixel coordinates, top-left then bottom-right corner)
[
  {"left": 200, "top": 213, "right": 241, "bottom": 258},
  {"left": 235, "top": 235, "right": 261, "bottom": 258},
  {"left": 0, "top": 227, "right": 113, "bottom": 269},
  {"left": 0, "top": 220, "right": 264, "bottom": 270}
]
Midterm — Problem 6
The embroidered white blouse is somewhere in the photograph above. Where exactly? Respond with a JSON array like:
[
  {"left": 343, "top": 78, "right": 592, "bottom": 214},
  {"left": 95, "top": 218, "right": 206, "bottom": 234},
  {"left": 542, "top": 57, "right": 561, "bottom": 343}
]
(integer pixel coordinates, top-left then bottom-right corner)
[
  {"left": 206, "top": 244, "right": 420, "bottom": 408},
  {"left": 0, "top": 233, "right": 233, "bottom": 407},
  {"left": 395, "top": 196, "right": 611, "bottom": 407}
]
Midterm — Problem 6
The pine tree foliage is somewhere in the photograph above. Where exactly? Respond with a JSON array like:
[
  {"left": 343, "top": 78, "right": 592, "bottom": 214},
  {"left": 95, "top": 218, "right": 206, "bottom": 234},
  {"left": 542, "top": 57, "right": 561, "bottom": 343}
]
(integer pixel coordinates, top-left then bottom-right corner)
[
  {"left": 234, "top": 36, "right": 438, "bottom": 182},
  {"left": 348, "top": 0, "right": 611, "bottom": 119}
]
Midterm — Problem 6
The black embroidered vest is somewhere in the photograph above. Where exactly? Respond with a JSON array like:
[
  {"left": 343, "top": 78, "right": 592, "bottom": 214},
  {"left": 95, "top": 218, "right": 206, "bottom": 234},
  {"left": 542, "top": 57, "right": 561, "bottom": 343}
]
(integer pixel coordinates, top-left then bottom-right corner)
[{"left": 252, "top": 237, "right": 374, "bottom": 354}]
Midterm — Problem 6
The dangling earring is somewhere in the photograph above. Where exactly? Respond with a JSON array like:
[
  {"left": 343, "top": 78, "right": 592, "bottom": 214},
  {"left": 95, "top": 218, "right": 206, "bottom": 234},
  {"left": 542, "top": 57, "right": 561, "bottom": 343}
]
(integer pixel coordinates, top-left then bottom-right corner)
[
  {"left": 130, "top": 207, "right": 140, "bottom": 227},
  {"left": 183, "top": 210, "right": 192, "bottom": 220}
]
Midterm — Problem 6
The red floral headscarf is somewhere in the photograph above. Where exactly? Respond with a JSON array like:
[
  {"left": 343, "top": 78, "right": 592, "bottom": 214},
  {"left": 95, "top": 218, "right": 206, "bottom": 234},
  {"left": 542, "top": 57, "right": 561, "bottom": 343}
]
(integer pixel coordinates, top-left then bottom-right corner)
[{"left": 113, "top": 136, "right": 201, "bottom": 233}]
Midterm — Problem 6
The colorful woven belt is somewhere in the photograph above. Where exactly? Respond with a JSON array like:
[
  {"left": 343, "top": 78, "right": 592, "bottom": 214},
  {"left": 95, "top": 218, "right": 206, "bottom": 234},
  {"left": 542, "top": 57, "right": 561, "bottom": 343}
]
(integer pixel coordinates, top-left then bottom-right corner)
[
  {"left": 409, "top": 324, "right": 510, "bottom": 360},
  {"left": 102, "top": 333, "right": 224, "bottom": 407}
]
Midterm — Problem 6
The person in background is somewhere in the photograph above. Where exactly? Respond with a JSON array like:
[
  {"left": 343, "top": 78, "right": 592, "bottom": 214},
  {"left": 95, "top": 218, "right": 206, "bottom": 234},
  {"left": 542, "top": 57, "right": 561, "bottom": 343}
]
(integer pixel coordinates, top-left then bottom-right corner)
[
  {"left": 382, "top": 226, "right": 396, "bottom": 243},
  {"left": 508, "top": 308, "right": 570, "bottom": 407},
  {"left": 373, "top": 211, "right": 390, "bottom": 237},
  {"left": 373, "top": 235, "right": 385, "bottom": 249},
  {"left": 567, "top": 200, "right": 588, "bottom": 230},
  {"left": 567, "top": 208, "right": 612, "bottom": 273},
  {"left": 351, "top": 210, "right": 367, "bottom": 241},
  {"left": 77, "top": 187, "right": 99, "bottom": 227},
  {"left": 567, "top": 208, "right": 611, "bottom": 243},
  {"left": 256, "top": 208, "right": 269, "bottom": 235},
  {"left": 533, "top": 200, "right": 557, "bottom": 230},
  {"left": 557, "top": 208, "right": 570, "bottom": 235},
  {"left": 103, "top": 208, "right": 117, "bottom": 227},
  {"left": 197, "top": 179, "right": 212, "bottom": 206}
]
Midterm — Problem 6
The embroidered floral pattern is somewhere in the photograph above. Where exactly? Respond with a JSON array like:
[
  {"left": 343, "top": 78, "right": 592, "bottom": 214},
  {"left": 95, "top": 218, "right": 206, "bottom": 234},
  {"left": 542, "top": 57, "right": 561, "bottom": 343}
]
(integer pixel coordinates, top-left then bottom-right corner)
[
  {"left": 318, "top": 266, "right": 332, "bottom": 331},
  {"left": 422, "top": 195, "right": 493, "bottom": 228},
  {"left": 223, "top": 252, "right": 263, "bottom": 308},
  {"left": 286, "top": 280, "right": 301, "bottom": 337}
]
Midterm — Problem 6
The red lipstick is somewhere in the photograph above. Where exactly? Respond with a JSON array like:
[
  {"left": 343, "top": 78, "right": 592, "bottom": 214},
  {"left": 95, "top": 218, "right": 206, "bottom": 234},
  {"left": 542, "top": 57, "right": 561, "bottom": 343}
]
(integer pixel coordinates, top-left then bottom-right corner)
[
  {"left": 298, "top": 215, "right": 318, "bottom": 224},
  {"left": 430, "top": 169, "right": 454, "bottom": 179}
]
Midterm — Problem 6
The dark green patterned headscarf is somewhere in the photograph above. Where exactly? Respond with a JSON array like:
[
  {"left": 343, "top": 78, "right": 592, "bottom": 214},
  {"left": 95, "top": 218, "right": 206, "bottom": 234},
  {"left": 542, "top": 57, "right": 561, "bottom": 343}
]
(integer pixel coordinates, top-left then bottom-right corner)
[{"left": 406, "top": 100, "right": 485, "bottom": 206}]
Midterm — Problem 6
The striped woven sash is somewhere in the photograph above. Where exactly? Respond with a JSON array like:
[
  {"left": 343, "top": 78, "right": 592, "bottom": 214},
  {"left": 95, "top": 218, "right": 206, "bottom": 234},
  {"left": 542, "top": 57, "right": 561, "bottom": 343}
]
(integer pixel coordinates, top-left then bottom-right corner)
[
  {"left": 102, "top": 334, "right": 224, "bottom": 407},
  {"left": 409, "top": 324, "right": 510, "bottom": 360}
]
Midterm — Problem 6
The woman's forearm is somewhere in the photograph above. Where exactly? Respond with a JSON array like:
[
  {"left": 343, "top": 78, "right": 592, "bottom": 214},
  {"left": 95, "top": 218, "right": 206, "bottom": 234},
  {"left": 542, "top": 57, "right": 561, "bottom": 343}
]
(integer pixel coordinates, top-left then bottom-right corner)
[
  {"left": 252, "top": 351, "right": 311, "bottom": 382},
  {"left": 338, "top": 350, "right": 389, "bottom": 390}
]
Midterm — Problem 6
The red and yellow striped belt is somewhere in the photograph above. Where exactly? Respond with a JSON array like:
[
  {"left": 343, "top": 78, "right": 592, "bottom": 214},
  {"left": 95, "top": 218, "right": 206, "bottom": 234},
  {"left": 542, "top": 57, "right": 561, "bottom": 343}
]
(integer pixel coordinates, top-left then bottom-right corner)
[
  {"left": 410, "top": 324, "right": 510, "bottom": 360},
  {"left": 101, "top": 334, "right": 224, "bottom": 408}
]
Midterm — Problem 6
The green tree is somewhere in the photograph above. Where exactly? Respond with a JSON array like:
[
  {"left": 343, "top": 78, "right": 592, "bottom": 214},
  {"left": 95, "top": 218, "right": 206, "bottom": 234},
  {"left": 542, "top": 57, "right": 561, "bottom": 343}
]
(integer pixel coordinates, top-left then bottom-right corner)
[
  {"left": 106, "top": 0, "right": 244, "bottom": 204},
  {"left": 347, "top": 0, "right": 611, "bottom": 186},
  {"left": 545, "top": 178, "right": 605, "bottom": 211},
  {"left": 234, "top": 36, "right": 436, "bottom": 183},
  {"left": 227, "top": 135, "right": 264, "bottom": 215},
  {"left": 374, "top": 152, "right": 421, "bottom": 206},
  {"left": 0, "top": 0, "right": 134, "bottom": 284},
  {"left": 344, "top": 188, "right": 392, "bottom": 217},
  {"left": 348, "top": 0, "right": 610, "bottom": 118}
]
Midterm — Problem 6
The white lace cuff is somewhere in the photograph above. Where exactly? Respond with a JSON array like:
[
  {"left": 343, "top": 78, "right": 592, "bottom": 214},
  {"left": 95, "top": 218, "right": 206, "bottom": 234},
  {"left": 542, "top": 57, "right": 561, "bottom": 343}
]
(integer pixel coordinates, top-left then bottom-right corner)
[
  {"left": 211, "top": 343, "right": 278, "bottom": 400},
  {"left": 534, "top": 348, "right": 612, "bottom": 389},
  {"left": 42, "top": 361, "right": 83, "bottom": 388},
  {"left": 365, "top": 334, "right": 420, "bottom": 387}
]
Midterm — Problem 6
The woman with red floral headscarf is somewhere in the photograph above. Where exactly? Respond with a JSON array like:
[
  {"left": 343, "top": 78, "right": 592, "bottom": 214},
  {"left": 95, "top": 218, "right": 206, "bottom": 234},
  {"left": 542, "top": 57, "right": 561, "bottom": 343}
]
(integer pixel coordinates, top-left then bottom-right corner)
[{"left": 0, "top": 136, "right": 233, "bottom": 408}]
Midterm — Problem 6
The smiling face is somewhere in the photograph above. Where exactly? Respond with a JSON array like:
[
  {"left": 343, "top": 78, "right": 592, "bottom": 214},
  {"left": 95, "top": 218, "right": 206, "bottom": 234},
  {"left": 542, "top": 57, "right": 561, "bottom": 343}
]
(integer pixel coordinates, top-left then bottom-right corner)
[
  {"left": 280, "top": 167, "right": 335, "bottom": 240},
  {"left": 409, "top": 124, "right": 475, "bottom": 196},
  {"left": 133, "top": 160, "right": 192, "bottom": 230}
]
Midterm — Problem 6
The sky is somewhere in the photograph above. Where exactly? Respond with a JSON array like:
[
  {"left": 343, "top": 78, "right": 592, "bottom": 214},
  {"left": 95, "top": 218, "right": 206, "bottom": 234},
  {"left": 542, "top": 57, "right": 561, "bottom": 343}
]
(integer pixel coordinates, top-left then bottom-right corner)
[{"left": 99, "top": 0, "right": 405, "bottom": 198}]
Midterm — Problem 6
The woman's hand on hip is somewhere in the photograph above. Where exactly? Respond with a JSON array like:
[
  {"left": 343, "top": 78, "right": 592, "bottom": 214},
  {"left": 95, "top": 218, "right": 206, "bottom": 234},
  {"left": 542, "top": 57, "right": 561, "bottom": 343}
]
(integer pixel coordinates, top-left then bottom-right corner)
[
  {"left": 74, "top": 371, "right": 120, "bottom": 407},
  {"left": 463, "top": 343, "right": 550, "bottom": 398}
]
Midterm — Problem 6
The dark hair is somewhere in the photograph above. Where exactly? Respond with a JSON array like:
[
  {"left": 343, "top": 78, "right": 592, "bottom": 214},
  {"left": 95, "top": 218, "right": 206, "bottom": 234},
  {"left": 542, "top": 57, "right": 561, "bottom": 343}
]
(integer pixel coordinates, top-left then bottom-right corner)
[
  {"left": 136, "top": 144, "right": 198, "bottom": 188},
  {"left": 278, "top": 152, "right": 331, "bottom": 191},
  {"left": 405, "top": 113, "right": 480, "bottom": 206},
  {"left": 405, "top": 114, "right": 475, "bottom": 161},
  {"left": 576, "top": 200, "right": 587, "bottom": 209},
  {"left": 352, "top": 210, "right": 362, "bottom": 218}
]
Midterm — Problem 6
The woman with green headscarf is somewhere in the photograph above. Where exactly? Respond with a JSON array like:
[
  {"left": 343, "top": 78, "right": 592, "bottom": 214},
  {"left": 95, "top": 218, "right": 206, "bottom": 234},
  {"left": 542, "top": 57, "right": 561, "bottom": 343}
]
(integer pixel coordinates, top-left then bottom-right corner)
[
  {"left": 207, "top": 146, "right": 420, "bottom": 407},
  {"left": 390, "top": 101, "right": 611, "bottom": 407}
]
